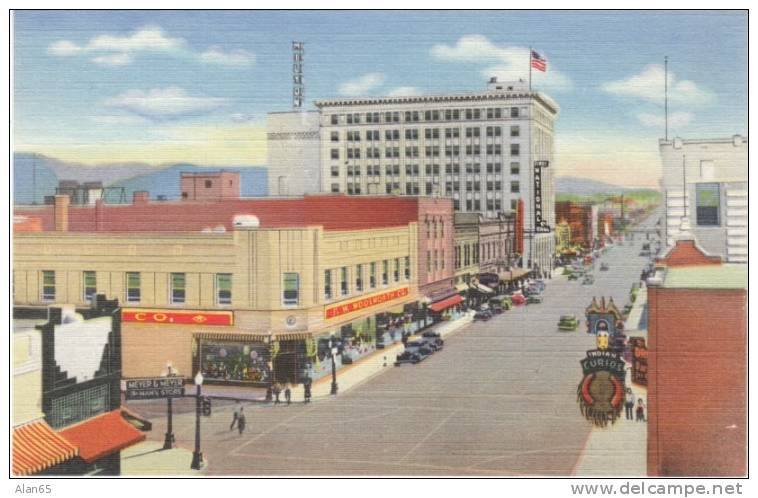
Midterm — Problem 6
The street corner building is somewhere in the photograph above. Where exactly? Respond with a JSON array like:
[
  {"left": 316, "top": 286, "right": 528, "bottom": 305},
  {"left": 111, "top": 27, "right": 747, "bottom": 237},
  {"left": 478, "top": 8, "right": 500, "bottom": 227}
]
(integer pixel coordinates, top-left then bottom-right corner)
[
  {"left": 13, "top": 191, "right": 463, "bottom": 390},
  {"left": 646, "top": 239, "right": 747, "bottom": 476}
]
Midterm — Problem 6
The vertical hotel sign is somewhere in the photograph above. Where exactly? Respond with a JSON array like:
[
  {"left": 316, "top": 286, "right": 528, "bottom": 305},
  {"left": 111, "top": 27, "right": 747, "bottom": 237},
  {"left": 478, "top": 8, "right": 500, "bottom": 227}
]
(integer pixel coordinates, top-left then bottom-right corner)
[
  {"left": 325, "top": 287, "right": 409, "bottom": 320},
  {"left": 534, "top": 160, "right": 551, "bottom": 233}
]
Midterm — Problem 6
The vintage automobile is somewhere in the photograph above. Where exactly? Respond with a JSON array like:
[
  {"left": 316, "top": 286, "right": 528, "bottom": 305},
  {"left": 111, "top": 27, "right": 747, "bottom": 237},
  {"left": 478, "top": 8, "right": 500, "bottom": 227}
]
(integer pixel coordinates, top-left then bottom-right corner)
[
  {"left": 557, "top": 314, "right": 579, "bottom": 331},
  {"left": 405, "top": 340, "right": 434, "bottom": 358},
  {"left": 526, "top": 294, "right": 543, "bottom": 304},
  {"left": 510, "top": 292, "right": 526, "bottom": 306},
  {"left": 473, "top": 309, "right": 493, "bottom": 321},
  {"left": 394, "top": 350, "right": 423, "bottom": 365},
  {"left": 490, "top": 303, "right": 504, "bottom": 314},
  {"left": 568, "top": 272, "right": 581, "bottom": 281},
  {"left": 421, "top": 331, "right": 444, "bottom": 350},
  {"left": 490, "top": 295, "right": 513, "bottom": 311},
  {"left": 600, "top": 262, "right": 609, "bottom": 271},
  {"left": 582, "top": 274, "right": 595, "bottom": 285}
]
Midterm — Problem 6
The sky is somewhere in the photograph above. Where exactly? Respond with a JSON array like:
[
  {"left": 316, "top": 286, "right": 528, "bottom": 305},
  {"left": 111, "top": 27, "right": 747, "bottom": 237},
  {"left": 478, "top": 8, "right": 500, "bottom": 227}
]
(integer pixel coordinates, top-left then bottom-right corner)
[{"left": 13, "top": 10, "right": 748, "bottom": 187}]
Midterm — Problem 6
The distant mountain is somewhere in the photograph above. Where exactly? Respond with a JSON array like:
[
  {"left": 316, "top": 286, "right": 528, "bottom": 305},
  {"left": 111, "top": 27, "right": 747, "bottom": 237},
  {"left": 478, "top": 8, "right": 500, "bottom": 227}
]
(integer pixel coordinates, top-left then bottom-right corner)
[
  {"left": 109, "top": 164, "right": 268, "bottom": 201},
  {"left": 13, "top": 152, "right": 268, "bottom": 204},
  {"left": 555, "top": 176, "right": 632, "bottom": 196}
]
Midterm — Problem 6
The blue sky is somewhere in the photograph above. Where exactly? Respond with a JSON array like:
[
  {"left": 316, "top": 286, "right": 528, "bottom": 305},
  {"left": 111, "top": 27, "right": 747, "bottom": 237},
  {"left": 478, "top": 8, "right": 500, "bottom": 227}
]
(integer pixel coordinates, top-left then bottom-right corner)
[{"left": 13, "top": 10, "right": 747, "bottom": 187}]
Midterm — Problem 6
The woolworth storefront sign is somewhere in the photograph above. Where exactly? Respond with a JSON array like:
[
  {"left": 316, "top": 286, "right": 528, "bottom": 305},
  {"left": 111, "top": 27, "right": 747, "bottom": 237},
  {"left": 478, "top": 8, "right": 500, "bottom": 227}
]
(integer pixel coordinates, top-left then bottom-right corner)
[{"left": 325, "top": 287, "right": 410, "bottom": 319}]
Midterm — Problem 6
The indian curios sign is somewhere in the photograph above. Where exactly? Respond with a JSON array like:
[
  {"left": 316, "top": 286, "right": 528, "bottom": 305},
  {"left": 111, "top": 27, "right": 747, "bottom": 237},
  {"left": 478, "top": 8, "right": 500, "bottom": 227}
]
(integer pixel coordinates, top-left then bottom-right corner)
[
  {"left": 325, "top": 287, "right": 409, "bottom": 319},
  {"left": 125, "top": 377, "right": 185, "bottom": 400}
]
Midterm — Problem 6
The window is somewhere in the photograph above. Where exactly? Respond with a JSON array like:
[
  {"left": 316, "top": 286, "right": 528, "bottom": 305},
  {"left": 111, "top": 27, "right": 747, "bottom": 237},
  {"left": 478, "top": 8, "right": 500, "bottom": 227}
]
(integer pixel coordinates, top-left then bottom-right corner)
[
  {"left": 331, "top": 149, "right": 339, "bottom": 160},
  {"left": 126, "top": 272, "right": 140, "bottom": 303},
  {"left": 83, "top": 271, "right": 96, "bottom": 302},
  {"left": 394, "top": 258, "right": 400, "bottom": 282},
  {"left": 331, "top": 114, "right": 339, "bottom": 125},
  {"left": 510, "top": 162, "right": 520, "bottom": 175},
  {"left": 170, "top": 273, "right": 186, "bottom": 304},
  {"left": 217, "top": 273, "right": 232, "bottom": 305},
  {"left": 324, "top": 270, "right": 332, "bottom": 299},
  {"left": 441, "top": 250, "right": 445, "bottom": 270},
  {"left": 511, "top": 199, "right": 518, "bottom": 210},
  {"left": 696, "top": 183, "right": 720, "bottom": 226},
  {"left": 382, "top": 260, "right": 389, "bottom": 285},
  {"left": 42, "top": 270, "right": 55, "bottom": 301},
  {"left": 339, "top": 267, "right": 349, "bottom": 296},
  {"left": 283, "top": 273, "right": 300, "bottom": 306},
  {"left": 404, "top": 256, "right": 411, "bottom": 279},
  {"left": 331, "top": 166, "right": 339, "bottom": 177},
  {"left": 510, "top": 107, "right": 519, "bottom": 118},
  {"left": 434, "top": 250, "right": 439, "bottom": 271},
  {"left": 355, "top": 264, "right": 363, "bottom": 292},
  {"left": 370, "top": 262, "right": 377, "bottom": 288},
  {"left": 427, "top": 251, "right": 432, "bottom": 272},
  {"left": 510, "top": 144, "right": 520, "bottom": 156},
  {"left": 510, "top": 126, "right": 520, "bottom": 137},
  {"left": 331, "top": 183, "right": 340, "bottom": 193},
  {"left": 205, "top": 180, "right": 212, "bottom": 188},
  {"left": 511, "top": 181, "right": 520, "bottom": 193},
  {"left": 331, "top": 131, "right": 339, "bottom": 142}
]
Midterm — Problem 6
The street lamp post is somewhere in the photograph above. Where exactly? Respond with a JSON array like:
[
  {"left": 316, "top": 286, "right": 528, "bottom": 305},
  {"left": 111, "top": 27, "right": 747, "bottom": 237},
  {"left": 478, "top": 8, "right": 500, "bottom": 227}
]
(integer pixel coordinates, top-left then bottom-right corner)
[
  {"left": 190, "top": 371, "right": 204, "bottom": 470},
  {"left": 329, "top": 335, "right": 339, "bottom": 395},
  {"left": 163, "top": 363, "right": 176, "bottom": 450}
]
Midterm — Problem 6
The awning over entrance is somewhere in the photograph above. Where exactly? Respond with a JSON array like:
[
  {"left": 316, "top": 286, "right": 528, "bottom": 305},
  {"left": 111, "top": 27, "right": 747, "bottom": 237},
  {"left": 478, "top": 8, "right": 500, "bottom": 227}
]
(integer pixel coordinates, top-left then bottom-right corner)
[
  {"left": 12, "top": 420, "right": 79, "bottom": 476},
  {"left": 472, "top": 282, "right": 495, "bottom": 294},
  {"left": 429, "top": 294, "right": 464, "bottom": 313},
  {"left": 58, "top": 410, "right": 145, "bottom": 464},
  {"left": 275, "top": 332, "right": 312, "bottom": 341},
  {"left": 499, "top": 268, "right": 532, "bottom": 281}
]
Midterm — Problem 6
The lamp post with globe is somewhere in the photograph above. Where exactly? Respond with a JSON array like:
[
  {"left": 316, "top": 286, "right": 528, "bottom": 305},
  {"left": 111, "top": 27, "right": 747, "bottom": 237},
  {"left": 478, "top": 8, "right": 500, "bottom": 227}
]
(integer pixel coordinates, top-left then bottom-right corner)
[{"left": 190, "top": 371, "right": 204, "bottom": 470}]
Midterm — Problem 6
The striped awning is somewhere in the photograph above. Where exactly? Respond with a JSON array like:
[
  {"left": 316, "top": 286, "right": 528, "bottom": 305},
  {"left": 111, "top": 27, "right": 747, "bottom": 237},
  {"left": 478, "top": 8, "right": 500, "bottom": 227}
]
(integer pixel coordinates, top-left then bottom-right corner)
[
  {"left": 194, "top": 331, "right": 269, "bottom": 342},
  {"left": 274, "top": 332, "right": 313, "bottom": 341},
  {"left": 13, "top": 420, "right": 79, "bottom": 476}
]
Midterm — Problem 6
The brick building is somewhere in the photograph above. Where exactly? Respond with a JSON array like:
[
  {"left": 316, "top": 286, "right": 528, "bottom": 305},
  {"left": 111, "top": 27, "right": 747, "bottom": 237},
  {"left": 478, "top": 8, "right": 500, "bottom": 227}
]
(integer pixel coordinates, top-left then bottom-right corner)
[
  {"left": 555, "top": 201, "right": 598, "bottom": 250},
  {"left": 180, "top": 171, "right": 241, "bottom": 201},
  {"left": 646, "top": 240, "right": 747, "bottom": 476}
]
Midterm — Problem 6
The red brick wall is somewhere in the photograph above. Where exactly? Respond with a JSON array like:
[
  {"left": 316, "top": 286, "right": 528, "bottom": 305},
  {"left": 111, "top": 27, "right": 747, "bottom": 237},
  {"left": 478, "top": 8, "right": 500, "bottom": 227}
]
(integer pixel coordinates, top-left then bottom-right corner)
[
  {"left": 647, "top": 286, "right": 747, "bottom": 476},
  {"left": 416, "top": 197, "right": 455, "bottom": 292}
]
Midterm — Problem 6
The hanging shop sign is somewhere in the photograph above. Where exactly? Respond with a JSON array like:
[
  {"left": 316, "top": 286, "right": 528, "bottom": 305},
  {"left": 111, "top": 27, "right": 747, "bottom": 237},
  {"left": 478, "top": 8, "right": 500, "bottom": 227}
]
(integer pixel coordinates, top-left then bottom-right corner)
[
  {"left": 533, "top": 161, "right": 551, "bottom": 233},
  {"left": 325, "top": 287, "right": 410, "bottom": 320},
  {"left": 122, "top": 308, "right": 233, "bottom": 326},
  {"left": 577, "top": 332, "right": 627, "bottom": 427},
  {"left": 125, "top": 377, "right": 185, "bottom": 400},
  {"left": 629, "top": 337, "right": 648, "bottom": 386}
]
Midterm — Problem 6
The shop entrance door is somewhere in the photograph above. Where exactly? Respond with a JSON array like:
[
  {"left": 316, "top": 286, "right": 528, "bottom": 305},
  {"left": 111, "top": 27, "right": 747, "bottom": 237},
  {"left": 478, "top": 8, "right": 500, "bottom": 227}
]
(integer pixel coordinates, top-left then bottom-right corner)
[{"left": 273, "top": 341, "right": 302, "bottom": 385}]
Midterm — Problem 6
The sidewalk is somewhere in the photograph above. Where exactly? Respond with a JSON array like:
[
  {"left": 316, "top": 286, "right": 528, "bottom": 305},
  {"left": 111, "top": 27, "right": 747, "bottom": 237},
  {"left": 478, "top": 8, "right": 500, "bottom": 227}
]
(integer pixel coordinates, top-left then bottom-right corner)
[
  {"left": 573, "top": 279, "right": 649, "bottom": 476},
  {"left": 120, "top": 440, "right": 205, "bottom": 476}
]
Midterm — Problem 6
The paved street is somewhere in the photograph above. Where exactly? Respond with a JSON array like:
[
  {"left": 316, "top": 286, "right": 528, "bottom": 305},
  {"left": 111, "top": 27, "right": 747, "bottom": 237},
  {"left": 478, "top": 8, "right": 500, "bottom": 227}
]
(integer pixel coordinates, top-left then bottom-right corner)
[{"left": 128, "top": 217, "right": 658, "bottom": 476}]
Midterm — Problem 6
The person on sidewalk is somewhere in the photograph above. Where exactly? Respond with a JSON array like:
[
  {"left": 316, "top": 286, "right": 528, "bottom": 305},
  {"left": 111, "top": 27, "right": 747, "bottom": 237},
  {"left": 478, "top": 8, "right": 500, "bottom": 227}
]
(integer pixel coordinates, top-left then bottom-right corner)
[
  {"left": 237, "top": 407, "right": 246, "bottom": 435},
  {"left": 624, "top": 388, "right": 636, "bottom": 420},
  {"left": 229, "top": 401, "right": 240, "bottom": 430},
  {"left": 284, "top": 384, "right": 292, "bottom": 405},
  {"left": 304, "top": 379, "right": 312, "bottom": 403},
  {"left": 273, "top": 383, "right": 281, "bottom": 404},
  {"left": 636, "top": 398, "right": 646, "bottom": 422}
]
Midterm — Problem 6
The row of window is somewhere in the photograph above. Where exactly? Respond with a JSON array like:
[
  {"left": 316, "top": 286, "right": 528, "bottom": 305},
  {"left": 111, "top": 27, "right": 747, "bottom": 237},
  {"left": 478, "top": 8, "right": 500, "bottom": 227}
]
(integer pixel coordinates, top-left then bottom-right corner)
[
  {"left": 331, "top": 144, "right": 519, "bottom": 160},
  {"left": 40, "top": 271, "right": 232, "bottom": 306},
  {"left": 330, "top": 107, "right": 523, "bottom": 126},
  {"left": 323, "top": 257, "right": 411, "bottom": 300},
  {"left": 334, "top": 126, "right": 520, "bottom": 142},
  {"left": 425, "top": 250, "right": 446, "bottom": 273},
  {"left": 335, "top": 163, "right": 520, "bottom": 177}
]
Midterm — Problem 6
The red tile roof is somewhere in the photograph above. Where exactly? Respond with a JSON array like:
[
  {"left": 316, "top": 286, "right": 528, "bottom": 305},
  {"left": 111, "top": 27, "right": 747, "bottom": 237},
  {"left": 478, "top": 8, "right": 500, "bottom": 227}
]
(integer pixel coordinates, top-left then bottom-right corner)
[{"left": 58, "top": 410, "right": 145, "bottom": 463}]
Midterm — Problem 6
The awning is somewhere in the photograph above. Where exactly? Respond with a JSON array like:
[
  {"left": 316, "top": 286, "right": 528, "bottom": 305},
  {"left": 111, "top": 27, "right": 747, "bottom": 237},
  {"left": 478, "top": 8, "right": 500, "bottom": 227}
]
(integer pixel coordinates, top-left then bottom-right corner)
[
  {"left": 472, "top": 282, "right": 495, "bottom": 294},
  {"left": 274, "top": 332, "right": 312, "bottom": 341},
  {"left": 12, "top": 420, "right": 79, "bottom": 476},
  {"left": 58, "top": 410, "right": 145, "bottom": 463},
  {"left": 499, "top": 268, "right": 532, "bottom": 281},
  {"left": 429, "top": 294, "right": 464, "bottom": 313},
  {"left": 455, "top": 282, "right": 469, "bottom": 292}
]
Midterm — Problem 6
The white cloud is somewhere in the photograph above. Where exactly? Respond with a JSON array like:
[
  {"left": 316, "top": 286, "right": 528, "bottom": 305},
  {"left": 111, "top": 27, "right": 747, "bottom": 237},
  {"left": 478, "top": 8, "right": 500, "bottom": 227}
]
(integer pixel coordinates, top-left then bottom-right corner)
[
  {"left": 92, "top": 53, "right": 133, "bottom": 66},
  {"left": 431, "top": 35, "right": 572, "bottom": 91},
  {"left": 48, "top": 40, "right": 83, "bottom": 56},
  {"left": 200, "top": 46, "right": 254, "bottom": 67},
  {"left": 601, "top": 64, "right": 713, "bottom": 106},
  {"left": 636, "top": 111, "right": 694, "bottom": 128},
  {"left": 230, "top": 113, "right": 257, "bottom": 123},
  {"left": 90, "top": 114, "right": 150, "bottom": 125},
  {"left": 387, "top": 86, "right": 421, "bottom": 97},
  {"left": 338, "top": 73, "right": 386, "bottom": 96},
  {"left": 87, "top": 25, "right": 185, "bottom": 53},
  {"left": 104, "top": 87, "right": 228, "bottom": 120}
]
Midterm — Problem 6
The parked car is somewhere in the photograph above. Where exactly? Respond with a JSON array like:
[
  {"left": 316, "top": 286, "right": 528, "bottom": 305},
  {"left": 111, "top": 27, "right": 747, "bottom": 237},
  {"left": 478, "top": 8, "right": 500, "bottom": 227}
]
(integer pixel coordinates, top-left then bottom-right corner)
[
  {"left": 510, "top": 293, "right": 526, "bottom": 306},
  {"left": 568, "top": 272, "right": 580, "bottom": 281},
  {"left": 526, "top": 294, "right": 543, "bottom": 304},
  {"left": 421, "top": 331, "right": 444, "bottom": 350},
  {"left": 405, "top": 340, "right": 434, "bottom": 358},
  {"left": 394, "top": 350, "right": 423, "bottom": 365},
  {"left": 600, "top": 263, "right": 609, "bottom": 271},
  {"left": 474, "top": 309, "right": 493, "bottom": 321},
  {"left": 558, "top": 315, "right": 579, "bottom": 331},
  {"left": 582, "top": 275, "right": 595, "bottom": 285},
  {"left": 490, "top": 295, "right": 513, "bottom": 310},
  {"left": 490, "top": 303, "right": 504, "bottom": 314}
]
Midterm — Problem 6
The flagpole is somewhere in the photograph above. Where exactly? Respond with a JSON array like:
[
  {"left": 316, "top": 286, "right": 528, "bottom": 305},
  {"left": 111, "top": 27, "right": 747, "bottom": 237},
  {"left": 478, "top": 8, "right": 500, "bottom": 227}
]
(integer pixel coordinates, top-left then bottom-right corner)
[
  {"left": 664, "top": 55, "right": 669, "bottom": 141},
  {"left": 528, "top": 46, "right": 532, "bottom": 91}
]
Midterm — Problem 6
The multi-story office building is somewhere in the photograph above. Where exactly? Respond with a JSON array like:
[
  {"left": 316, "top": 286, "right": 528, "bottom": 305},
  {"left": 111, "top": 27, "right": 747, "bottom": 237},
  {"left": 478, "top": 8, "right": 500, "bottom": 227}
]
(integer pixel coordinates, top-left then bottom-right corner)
[
  {"left": 313, "top": 78, "right": 559, "bottom": 273},
  {"left": 659, "top": 135, "right": 747, "bottom": 263},
  {"left": 266, "top": 111, "right": 321, "bottom": 196}
]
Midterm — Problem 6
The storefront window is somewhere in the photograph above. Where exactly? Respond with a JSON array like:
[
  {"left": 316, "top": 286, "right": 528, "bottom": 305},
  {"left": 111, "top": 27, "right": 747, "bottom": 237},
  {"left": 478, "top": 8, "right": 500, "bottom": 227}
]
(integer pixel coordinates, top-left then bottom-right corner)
[
  {"left": 126, "top": 272, "right": 140, "bottom": 303},
  {"left": 199, "top": 340, "right": 271, "bottom": 384},
  {"left": 216, "top": 273, "right": 232, "bottom": 305},
  {"left": 170, "top": 273, "right": 186, "bottom": 304},
  {"left": 283, "top": 273, "right": 299, "bottom": 306}
]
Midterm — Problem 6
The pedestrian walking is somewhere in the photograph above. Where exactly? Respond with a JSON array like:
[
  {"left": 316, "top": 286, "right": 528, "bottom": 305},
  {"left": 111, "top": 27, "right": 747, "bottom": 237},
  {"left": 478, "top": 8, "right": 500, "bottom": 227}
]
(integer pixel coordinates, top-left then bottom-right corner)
[
  {"left": 636, "top": 398, "right": 646, "bottom": 422},
  {"left": 624, "top": 388, "right": 636, "bottom": 420},
  {"left": 284, "top": 384, "right": 292, "bottom": 405},
  {"left": 229, "top": 401, "right": 241, "bottom": 430},
  {"left": 273, "top": 383, "right": 281, "bottom": 404},
  {"left": 237, "top": 407, "right": 246, "bottom": 435},
  {"left": 304, "top": 379, "right": 312, "bottom": 403}
]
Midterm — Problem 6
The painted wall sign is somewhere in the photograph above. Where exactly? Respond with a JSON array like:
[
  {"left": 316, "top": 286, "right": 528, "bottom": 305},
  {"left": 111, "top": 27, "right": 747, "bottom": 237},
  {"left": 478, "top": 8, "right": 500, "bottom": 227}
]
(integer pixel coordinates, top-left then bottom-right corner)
[
  {"left": 122, "top": 308, "right": 234, "bottom": 326},
  {"left": 325, "top": 287, "right": 410, "bottom": 319}
]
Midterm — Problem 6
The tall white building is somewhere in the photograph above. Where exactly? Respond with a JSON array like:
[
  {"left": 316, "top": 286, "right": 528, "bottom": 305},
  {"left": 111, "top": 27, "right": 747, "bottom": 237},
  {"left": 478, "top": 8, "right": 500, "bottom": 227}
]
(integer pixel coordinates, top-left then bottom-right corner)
[
  {"left": 659, "top": 135, "right": 747, "bottom": 263},
  {"left": 312, "top": 79, "right": 559, "bottom": 272},
  {"left": 266, "top": 110, "right": 321, "bottom": 196}
]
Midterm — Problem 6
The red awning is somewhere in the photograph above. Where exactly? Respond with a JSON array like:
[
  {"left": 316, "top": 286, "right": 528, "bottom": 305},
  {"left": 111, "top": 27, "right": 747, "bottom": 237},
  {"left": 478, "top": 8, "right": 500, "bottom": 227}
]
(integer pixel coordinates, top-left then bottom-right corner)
[
  {"left": 12, "top": 420, "right": 79, "bottom": 476},
  {"left": 429, "top": 294, "right": 464, "bottom": 313},
  {"left": 59, "top": 410, "right": 145, "bottom": 463}
]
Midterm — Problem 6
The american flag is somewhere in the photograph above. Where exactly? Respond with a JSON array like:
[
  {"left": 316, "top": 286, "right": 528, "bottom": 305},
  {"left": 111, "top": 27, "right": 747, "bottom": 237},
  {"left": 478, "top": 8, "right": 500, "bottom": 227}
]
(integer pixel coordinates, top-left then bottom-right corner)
[{"left": 530, "top": 50, "right": 547, "bottom": 72}]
